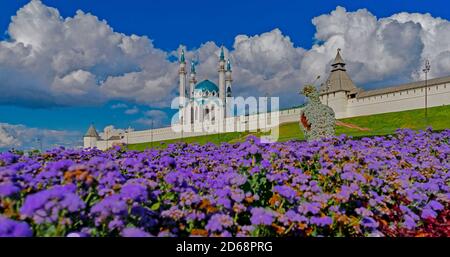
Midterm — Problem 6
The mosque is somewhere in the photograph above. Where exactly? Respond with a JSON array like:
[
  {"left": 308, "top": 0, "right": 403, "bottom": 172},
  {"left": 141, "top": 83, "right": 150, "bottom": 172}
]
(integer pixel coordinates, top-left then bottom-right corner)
[{"left": 177, "top": 46, "right": 233, "bottom": 125}]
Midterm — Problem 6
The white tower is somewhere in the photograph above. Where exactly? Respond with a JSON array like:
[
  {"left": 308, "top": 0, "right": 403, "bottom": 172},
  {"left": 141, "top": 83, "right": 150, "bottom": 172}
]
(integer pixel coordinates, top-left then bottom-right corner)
[
  {"left": 218, "top": 46, "right": 226, "bottom": 118},
  {"left": 188, "top": 61, "right": 197, "bottom": 124},
  {"left": 83, "top": 124, "right": 99, "bottom": 148},
  {"left": 320, "top": 49, "right": 358, "bottom": 118},
  {"left": 225, "top": 58, "right": 233, "bottom": 117},
  {"left": 179, "top": 49, "right": 187, "bottom": 124},
  {"left": 189, "top": 61, "right": 197, "bottom": 99}
]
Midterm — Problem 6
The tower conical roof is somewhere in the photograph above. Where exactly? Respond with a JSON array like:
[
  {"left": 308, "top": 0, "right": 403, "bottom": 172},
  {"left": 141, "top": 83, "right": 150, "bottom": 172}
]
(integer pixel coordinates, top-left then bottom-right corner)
[
  {"left": 84, "top": 124, "right": 99, "bottom": 138},
  {"left": 332, "top": 48, "right": 345, "bottom": 66},
  {"left": 321, "top": 49, "right": 358, "bottom": 95}
]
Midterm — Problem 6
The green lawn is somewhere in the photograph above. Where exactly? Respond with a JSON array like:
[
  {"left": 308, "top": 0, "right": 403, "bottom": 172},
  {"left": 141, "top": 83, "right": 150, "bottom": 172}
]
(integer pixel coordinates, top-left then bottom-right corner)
[{"left": 127, "top": 105, "right": 450, "bottom": 151}]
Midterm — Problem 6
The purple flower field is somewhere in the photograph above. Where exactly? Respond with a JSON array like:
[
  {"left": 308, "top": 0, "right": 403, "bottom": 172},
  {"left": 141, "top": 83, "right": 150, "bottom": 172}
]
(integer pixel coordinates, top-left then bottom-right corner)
[{"left": 0, "top": 128, "right": 449, "bottom": 237}]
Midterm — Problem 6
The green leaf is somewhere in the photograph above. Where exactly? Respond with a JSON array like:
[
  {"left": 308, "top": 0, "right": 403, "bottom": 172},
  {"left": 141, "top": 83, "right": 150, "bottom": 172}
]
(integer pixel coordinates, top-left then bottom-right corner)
[{"left": 150, "top": 202, "right": 161, "bottom": 211}]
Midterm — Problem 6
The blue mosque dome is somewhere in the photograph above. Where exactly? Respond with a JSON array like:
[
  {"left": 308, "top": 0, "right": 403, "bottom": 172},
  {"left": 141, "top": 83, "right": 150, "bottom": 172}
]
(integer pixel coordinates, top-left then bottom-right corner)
[{"left": 195, "top": 79, "right": 219, "bottom": 92}]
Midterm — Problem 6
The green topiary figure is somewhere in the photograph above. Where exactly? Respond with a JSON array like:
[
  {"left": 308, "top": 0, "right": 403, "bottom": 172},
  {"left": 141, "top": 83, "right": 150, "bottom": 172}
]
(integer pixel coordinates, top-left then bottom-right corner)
[{"left": 299, "top": 85, "right": 336, "bottom": 141}]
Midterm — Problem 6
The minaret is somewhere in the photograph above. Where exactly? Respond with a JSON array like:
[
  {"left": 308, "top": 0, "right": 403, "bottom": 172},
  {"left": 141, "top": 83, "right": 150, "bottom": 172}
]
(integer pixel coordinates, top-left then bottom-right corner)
[
  {"left": 189, "top": 60, "right": 197, "bottom": 99},
  {"left": 179, "top": 49, "right": 187, "bottom": 124},
  {"left": 225, "top": 58, "right": 233, "bottom": 117},
  {"left": 218, "top": 46, "right": 226, "bottom": 118}
]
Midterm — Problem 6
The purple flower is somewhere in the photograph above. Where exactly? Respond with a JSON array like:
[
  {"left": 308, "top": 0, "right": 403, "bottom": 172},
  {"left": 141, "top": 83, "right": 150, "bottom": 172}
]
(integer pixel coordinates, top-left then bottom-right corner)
[
  {"left": 355, "top": 207, "right": 373, "bottom": 217},
  {"left": 402, "top": 215, "right": 417, "bottom": 230},
  {"left": 310, "top": 216, "right": 333, "bottom": 227},
  {"left": 360, "top": 217, "right": 379, "bottom": 229},
  {"left": 273, "top": 185, "right": 297, "bottom": 201},
  {"left": 298, "top": 202, "right": 321, "bottom": 215},
  {"left": 67, "top": 232, "right": 89, "bottom": 237},
  {"left": 250, "top": 207, "right": 275, "bottom": 226},
  {"left": 261, "top": 160, "right": 271, "bottom": 169},
  {"left": 278, "top": 210, "right": 307, "bottom": 226},
  {"left": 230, "top": 189, "right": 245, "bottom": 203},
  {"left": 20, "top": 184, "right": 85, "bottom": 224},
  {"left": 205, "top": 214, "right": 234, "bottom": 232},
  {"left": 0, "top": 128, "right": 448, "bottom": 237},
  {"left": 120, "top": 183, "right": 148, "bottom": 202},
  {"left": 121, "top": 227, "right": 152, "bottom": 237},
  {"left": 248, "top": 145, "right": 259, "bottom": 155},
  {"left": 0, "top": 182, "right": 20, "bottom": 197},
  {"left": 427, "top": 200, "right": 444, "bottom": 211},
  {"left": 0, "top": 216, "right": 33, "bottom": 237},
  {"left": 421, "top": 208, "right": 437, "bottom": 219},
  {"left": 160, "top": 156, "right": 176, "bottom": 168},
  {"left": 0, "top": 152, "right": 19, "bottom": 165}
]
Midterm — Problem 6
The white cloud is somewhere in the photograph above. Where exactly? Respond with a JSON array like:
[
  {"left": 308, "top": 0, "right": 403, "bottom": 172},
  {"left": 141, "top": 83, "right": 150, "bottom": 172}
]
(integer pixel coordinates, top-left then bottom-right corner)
[
  {"left": 1, "top": 2, "right": 450, "bottom": 111},
  {"left": 124, "top": 106, "right": 139, "bottom": 115},
  {"left": 135, "top": 110, "right": 169, "bottom": 128},
  {"left": 111, "top": 103, "right": 128, "bottom": 109},
  {"left": 0, "top": 0, "right": 177, "bottom": 107},
  {"left": 0, "top": 125, "right": 21, "bottom": 148},
  {"left": 302, "top": 6, "right": 425, "bottom": 88},
  {"left": 0, "top": 123, "right": 81, "bottom": 150},
  {"left": 99, "top": 125, "right": 124, "bottom": 140}
]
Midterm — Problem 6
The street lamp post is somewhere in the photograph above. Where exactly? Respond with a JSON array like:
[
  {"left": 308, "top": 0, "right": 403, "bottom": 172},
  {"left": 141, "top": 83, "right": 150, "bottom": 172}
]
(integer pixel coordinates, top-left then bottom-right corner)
[{"left": 422, "top": 59, "right": 431, "bottom": 119}]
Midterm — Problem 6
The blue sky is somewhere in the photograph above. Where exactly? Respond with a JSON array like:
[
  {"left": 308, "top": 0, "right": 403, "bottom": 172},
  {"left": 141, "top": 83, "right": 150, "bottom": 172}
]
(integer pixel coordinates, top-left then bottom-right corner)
[
  {"left": 1, "top": 0, "right": 450, "bottom": 150},
  {"left": 3, "top": 0, "right": 449, "bottom": 51}
]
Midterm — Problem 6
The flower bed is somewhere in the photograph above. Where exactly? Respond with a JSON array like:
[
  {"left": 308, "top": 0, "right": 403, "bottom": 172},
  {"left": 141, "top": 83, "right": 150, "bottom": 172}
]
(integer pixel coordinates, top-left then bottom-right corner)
[{"left": 0, "top": 128, "right": 449, "bottom": 237}]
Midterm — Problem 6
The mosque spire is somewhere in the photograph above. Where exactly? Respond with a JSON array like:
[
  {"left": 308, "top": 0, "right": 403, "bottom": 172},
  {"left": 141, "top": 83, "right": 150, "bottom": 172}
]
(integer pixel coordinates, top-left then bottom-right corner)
[
  {"left": 220, "top": 45, "right": 225, "bottom": 61},
  {"left": 180, "top": 48, "right": 186, "bottom": 63},
  {"left": 226, "top": 58, "right": 232, "bottom": 71},
  {"left": 191, "top": 60, "right": 196, "bottom": 74}
]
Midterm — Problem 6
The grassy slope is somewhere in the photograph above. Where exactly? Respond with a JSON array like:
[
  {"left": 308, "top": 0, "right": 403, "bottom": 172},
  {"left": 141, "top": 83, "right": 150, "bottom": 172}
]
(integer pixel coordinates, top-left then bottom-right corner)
[{"left": 128, "top": 105, "right": 450, "bottom": 151}]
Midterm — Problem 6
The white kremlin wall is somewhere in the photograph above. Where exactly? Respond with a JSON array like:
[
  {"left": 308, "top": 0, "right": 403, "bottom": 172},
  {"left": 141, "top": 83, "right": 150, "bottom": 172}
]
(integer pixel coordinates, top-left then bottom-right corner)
[
  {"left": 321, "top": 80, "right": 450, "bottom": 119},
  {"left": 88, "top": 107, "right": 303, "bottom": 150}
]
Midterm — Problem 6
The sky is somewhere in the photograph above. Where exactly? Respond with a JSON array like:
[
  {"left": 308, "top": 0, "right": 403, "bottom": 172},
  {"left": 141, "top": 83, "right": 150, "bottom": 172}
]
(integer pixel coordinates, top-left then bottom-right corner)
[{"left": 1, "top": 0, "right": 450, "bottom": 150}]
